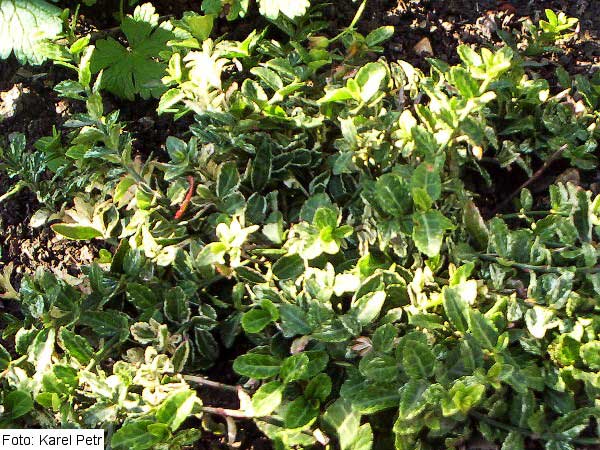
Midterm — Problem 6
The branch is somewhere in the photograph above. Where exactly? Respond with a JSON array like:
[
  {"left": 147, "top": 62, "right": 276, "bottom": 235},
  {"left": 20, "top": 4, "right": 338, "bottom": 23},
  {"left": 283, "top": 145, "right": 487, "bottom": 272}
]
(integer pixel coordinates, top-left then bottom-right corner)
[
  {"left": 184, "top": 375, "right": 239, "bottom": 393},
  {"left": 491, "top": 144, "right": 568, "bottom": 216}
]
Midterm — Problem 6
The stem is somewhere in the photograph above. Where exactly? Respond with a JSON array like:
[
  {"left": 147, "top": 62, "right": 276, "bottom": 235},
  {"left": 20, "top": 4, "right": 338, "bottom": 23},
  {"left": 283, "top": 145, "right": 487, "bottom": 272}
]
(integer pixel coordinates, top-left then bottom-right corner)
[
  {"left": 470, "top": 411, "right": 600, "bottom": 446},
  {"left": 124, "top": 164, "right": 166, "bottom": 202},
  {"left": 119, "top": 0, "right": 124, "bottom": 22},
  {"left": 202, "top": 407, "right": 317, "bottom": 439},
  {"left": 0, "top": 182, "right": 24, "bottom": 203},
  {"left": 491, "top": 144, "right": 568, "bottom": 216},
  {"left": 478, "top": 254, "right": 600, "bottom": 274},
  {"left": 202, "top": 406, "right": 249, "bottom": 419},
  {"left": 330, "top": 0, "right": 368, "bottom": 43},
  {"left": 184, "top": 375, "right": 239, "bottom": 393},
  {"left": 496, "top": 210, "right": 558, "bottom": 219}
]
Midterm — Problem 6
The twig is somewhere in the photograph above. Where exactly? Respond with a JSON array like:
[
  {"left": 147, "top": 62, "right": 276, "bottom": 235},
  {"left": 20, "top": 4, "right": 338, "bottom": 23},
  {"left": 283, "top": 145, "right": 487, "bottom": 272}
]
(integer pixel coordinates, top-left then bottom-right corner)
[
  {"left": 202, "top": 406, "right": 250, "bottom": 419},
  {"left": 184, "top": 375, "right": 239, "bottom": 393},
  {"left": 330, "top": 0, "right": 368, "bottom": 43},
  {"left": 470, "top": 411, "right": 600, "bottom": 446},
  {"left": 491, "top": 144, "right": 568, "bottom": 215},
  {"left": 478, "top": 253, "right": 600, "bottom": 274},
  {"left": 202, "top": 407, "right": 317, "bottom": 439}
]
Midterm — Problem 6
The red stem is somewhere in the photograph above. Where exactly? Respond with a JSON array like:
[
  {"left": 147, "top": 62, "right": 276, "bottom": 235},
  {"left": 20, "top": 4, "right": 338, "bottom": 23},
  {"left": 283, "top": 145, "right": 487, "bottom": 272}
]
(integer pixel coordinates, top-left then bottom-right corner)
[{"left": 175, "top": 176, "right": 195, "bottom": 220}]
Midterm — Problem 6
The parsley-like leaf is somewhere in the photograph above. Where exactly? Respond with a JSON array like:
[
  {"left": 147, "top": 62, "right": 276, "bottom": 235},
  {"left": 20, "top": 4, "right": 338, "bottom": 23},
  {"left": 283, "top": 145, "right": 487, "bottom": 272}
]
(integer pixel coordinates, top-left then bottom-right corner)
[
  {"left": 0, "top": 0, "right": 62, "bottom": 65},
  {"left": 91, "top": 3, "right": 174, "bottom": 100}
]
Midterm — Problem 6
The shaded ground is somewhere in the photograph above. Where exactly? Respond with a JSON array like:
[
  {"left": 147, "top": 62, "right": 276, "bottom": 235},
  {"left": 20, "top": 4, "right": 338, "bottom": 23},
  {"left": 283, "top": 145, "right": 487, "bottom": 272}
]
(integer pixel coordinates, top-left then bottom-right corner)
[{"left": 1, "top": 1, "right": 600, "bottom": 448}]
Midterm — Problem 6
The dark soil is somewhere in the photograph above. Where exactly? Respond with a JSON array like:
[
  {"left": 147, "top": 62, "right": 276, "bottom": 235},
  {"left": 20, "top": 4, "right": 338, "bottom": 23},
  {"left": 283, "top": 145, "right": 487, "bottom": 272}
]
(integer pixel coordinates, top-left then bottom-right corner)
[{"left": 1, "top": 1, "right": 600, "bottom": 449}]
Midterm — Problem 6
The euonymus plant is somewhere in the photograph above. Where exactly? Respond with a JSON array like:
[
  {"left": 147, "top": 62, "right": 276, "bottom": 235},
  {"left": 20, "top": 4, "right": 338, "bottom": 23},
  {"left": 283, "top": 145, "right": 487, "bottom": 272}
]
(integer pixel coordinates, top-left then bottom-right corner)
[{"left": 0, "top": 2, "right": 599, "bottom": 450}]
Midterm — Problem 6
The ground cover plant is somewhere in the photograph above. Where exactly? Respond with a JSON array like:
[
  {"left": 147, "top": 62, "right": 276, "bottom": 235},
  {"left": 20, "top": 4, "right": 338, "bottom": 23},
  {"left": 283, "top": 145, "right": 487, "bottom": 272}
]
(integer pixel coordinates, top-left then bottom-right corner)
[{"left": 0, "top": 0, "right": 599, "bottom": 449}]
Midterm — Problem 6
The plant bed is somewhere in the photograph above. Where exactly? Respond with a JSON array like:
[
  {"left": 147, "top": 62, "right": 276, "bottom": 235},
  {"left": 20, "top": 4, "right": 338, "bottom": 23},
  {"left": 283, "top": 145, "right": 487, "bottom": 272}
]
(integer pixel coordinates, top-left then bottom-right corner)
[{"left": 0, "top": 1, "right": 599, "bottom": 450}]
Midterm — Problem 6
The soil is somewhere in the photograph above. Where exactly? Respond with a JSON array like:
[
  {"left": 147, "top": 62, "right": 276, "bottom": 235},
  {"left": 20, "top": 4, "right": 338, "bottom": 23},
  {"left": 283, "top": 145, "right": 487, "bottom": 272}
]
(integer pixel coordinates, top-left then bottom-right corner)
[{"left": 1, "top": 0, "right": 600, "bottom": 449}]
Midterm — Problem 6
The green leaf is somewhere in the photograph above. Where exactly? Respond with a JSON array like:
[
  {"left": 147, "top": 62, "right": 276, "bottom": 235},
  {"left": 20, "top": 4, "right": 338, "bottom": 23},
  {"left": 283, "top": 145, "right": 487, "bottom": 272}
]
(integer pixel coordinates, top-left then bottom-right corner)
[
  {"left": 283, "top": 395, "right": 319, "bottom": 429},
  {"left": 251, "top": 381, "right": 283, "bottom": 416},
  {"left": 323, "top": 399, "right": 369, "bottom": 450},
  {"left": 402, "top": 341, "right": 435, "bottom": 379},
  {"left": 0, "top": 0, "right": 62, "bottom": 65},
  {"left": 233, "top": 353, "right": 281, "bottom": 379},
  {"left": 398, "top": 380, "right": 429, "bottom": 420},
  {"left": 59, "top": 328, "right": 94, "bottom": 365},
  {"left": 111, "top": 420, "right": 160, "bottom": 449},
  {"left": 217, "top": 162, "right": 240, "bottom": 198},
  {"left": 272, "top": 254, "right": 305, "bottom": 280},
  {"left": 359, "top": 353, "right": 398, "bottom": 383},
  {"left": 4, "top": 390, "right": 33, "bottom": 419},
  {"left": 468, "top": 310, "right": 499, "bottom": 350},
  {"left": 345, "top": 382, "right": 400, "bottom": 414},
  {"left": 279, "top": 304, "right": 312, "bottom": 337},
  {"left": 501, "top": 432, "right": 525, "bottom": 450},
  {"left": 464, "top": 200, "right": 489, "bottom": 249},
  {"left": 0, "top": 344, "right": 11, "bottom": 370},
  {"left": 374, "top": 174, "right": 411, "bottom": 217},
  {"left": 242, "top": 309, "right": 274, "bottom": 333},
  {"left": 352, "top": 290, "right": 386, "bottom": 326},
  {"left": 355, "top": 62, "right": 387, "bottom": 103},
  {"left": 80, "top": 310, "right": 130, "bottom": 340},
  {"left": 372, "top": 324, "right": 397, "bottom": 353},
  {"left": 164, "top": 287, "right": 191, "bottom": 323},
  {"left": 305, "top": 373, "right": 332, "bottom": 402},
  {"left": 27, "top": 328, "right": 55, "bottom": 374},
  {"left": 580, "top": 341, "right": 600, "bottom": 370},
  {"left": 525, "top": 306, "right": 559, "bottom": 339},
  {"left": 412, "top": 210, "right": 454, "bottom": 257},
  {"left": 365, "top": 26, "right": 394, "bottom": 46},
  {"left": 91, "top": 3, "right": 174, "bottom": 100},
  {"left": 251, "top": 143, "right": 272, "bottom": 191},
  {"left": 51, "top": 224, "right": 103, "bottom": 240},
  {"left": 551, "top": 407, "right": 600, "bottom": 433},
  {"left": 442, "top": 285, "right": 470, "bottom": 332},
  {"left": 155, "top": 389, "right": 197, "bottom": 431},
  {"left": 411, "top": 162, "right": 441, "bottom": 210},
  {"left": 280, "top": 353, "right": 310, "bottom": 383},
  {"left": 446, "top": 380, "right": 485, "bottom": 415}
]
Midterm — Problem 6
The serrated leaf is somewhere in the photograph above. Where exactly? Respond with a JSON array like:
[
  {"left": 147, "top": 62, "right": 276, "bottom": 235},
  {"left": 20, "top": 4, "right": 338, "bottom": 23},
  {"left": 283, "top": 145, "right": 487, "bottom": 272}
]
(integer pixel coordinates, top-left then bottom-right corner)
[
  {"left": 411, "top": 162, "right": 441, "bottom": 210},
  {"left": 272, "top": 254, "right": 305, "bottom": 280},
  {"left": 91, "top": 3, "right": 174, "bottom": 100},
  {"left": 402, "top": 341, "right": 435, "bottom": 378},
  {"left": 442, "top": 285, "right": 470, "bottom": 332},
  {"left": 468, "top": 310, "right": 499, "bottom": 350},
  {"left": 164, "top": 287, "right": 191, "bottom": 323},
  {"left": 525, "top": 306, "right": 559, "bottom": 339},
  {"left": 80, "top": 310, "right": 130, "bottom": 341},
  {"left": 4, "top": 390, "right": 33, "bottom": 419},
  {"left": 398, "top": 380, "right": 429, "bottom": 420},
  {"left": 59, "top": 328, "right": 94, "bottom": 365},
  {"left": 251, "top": 143, "right": 272, "bottom": 191},
  {"left": 280, "top": 353, "right": 310, "bottom": 383},
  {"left": 374, "top": 173, "right": 411, "bottom": 217},
  {"left": 580, "top": 341, "right": 600, "bottom": 370}
]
